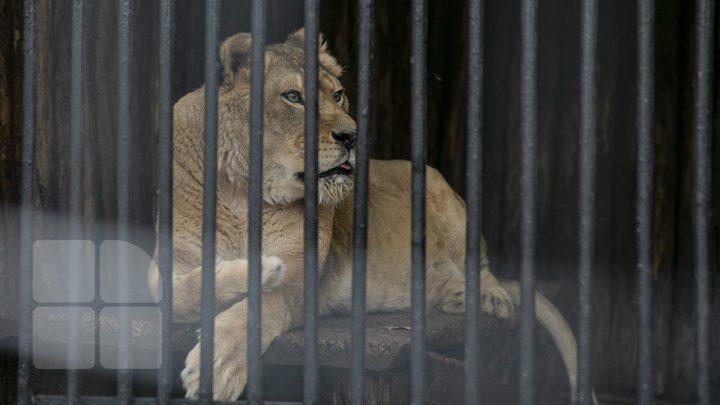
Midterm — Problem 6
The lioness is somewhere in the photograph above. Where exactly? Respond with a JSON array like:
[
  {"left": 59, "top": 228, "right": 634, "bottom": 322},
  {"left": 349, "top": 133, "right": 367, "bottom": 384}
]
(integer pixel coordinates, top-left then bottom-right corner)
[{"left": 148, "top": 29, "right": 595, "bottom": 404}]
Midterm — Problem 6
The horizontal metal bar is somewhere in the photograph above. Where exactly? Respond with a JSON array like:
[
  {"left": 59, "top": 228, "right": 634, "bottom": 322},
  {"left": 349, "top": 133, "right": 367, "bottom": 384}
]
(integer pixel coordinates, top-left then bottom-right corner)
[
  {"left": 200, "top": 0, "right": 220, "bottom": 402},
  {"left": 33, "top": 395, "right": 302, "bottom": 405},
  {"left": 247, "top": 0, "right": 266, "bottom": 403},
  {"left": 157, "top": 0, "right": 175, "bottom": 403},
  {"left": 36, "top": 302, "right": 160, "bottom": 308},
  {"left": 304, "top": 1, "right": 320, "bottom": 403},
  {"left": 519, "top": 0, "right": 538, "bottom": 404},
  {"left": 464, "top": 0, "right": 484, "bottom": 404},
  {"left": 636, "top": 0, "right": 655, "bottom": 404}
]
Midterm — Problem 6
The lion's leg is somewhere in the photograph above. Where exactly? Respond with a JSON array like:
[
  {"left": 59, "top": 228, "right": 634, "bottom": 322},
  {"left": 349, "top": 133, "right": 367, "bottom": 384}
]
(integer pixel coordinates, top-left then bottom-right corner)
[
  {"left": 148, "top": 255, "right": 286, "bottom": 323},
  {"left": 424, "top": 169, "right": 514, "bottom": 319},
  {"left": 180, "top": 290, "right": 298, "bottom": 400},
  {"left": 435, "top": 262, "right": 513, "bottom": 319}
]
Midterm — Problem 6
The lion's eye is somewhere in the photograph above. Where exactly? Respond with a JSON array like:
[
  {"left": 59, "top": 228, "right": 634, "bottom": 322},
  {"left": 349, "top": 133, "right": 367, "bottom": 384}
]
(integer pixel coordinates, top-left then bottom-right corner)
[
  {"left": 282, "top": 90, "right": 303, "bottom": 104},
  {"left": 333, "top": 89, "right": 344, "bottom": 103}
]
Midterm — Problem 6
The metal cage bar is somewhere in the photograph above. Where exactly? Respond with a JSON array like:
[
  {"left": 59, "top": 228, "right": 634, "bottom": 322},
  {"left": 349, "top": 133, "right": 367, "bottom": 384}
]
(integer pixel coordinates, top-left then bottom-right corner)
[
  {"left": 410, "top": 0, "right": 428, "bottom": 404},
  {"left": 578, "top": 0, "right": 598, "bottom": 404},
  {"left": 692, "top": 0, "right": 714, "bottom": 404},
  {"left": 200, "top": 0, "right": 220, "bottom": 402},
  {"left": 351, "top": 0, "right": 374, "bottom": 404},
  {"left": 636, "top": 0, "right": 655, "bottom": 404},
  {"left": 519, "top": 0, "right": 538, "bottom": 404},
  {"left": 303, "top": 1, "right": 320, "bottom": 403},
  {"left": 157, "top": 0, "right": 175, "bottom": 403},
  {"left": 116, "top": 0, "right": 134, "bottom": 401},
  {"left": 67, "top": 0, "right": 87, "bottom": 400},
  {"left": 247, "top": 0, "right": 266, "bottom": 403},
  {"left": 17, "top": 0, "right": 37, "bottom": 403},
  {"left": 464, "top": 0, "right": 484, "bottom": 404}
]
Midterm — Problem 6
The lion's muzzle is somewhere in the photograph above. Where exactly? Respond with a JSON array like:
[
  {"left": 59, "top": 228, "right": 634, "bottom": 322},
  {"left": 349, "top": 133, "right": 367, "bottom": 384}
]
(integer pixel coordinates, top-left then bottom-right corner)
[{"left": 331, "top": 129, "right": 357, "bottom": 151}]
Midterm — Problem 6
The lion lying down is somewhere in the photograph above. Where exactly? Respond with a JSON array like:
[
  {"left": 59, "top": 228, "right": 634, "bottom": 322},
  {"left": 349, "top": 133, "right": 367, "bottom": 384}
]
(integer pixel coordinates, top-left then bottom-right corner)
[{"left": 148, "top": 29, "right": 598, "bottom": 404}]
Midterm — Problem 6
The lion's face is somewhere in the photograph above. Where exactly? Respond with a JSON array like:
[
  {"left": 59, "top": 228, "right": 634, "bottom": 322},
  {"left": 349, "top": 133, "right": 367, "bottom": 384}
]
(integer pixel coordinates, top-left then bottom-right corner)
[{"left": 217, "top": 29, "right": 357, "bottom": 206}]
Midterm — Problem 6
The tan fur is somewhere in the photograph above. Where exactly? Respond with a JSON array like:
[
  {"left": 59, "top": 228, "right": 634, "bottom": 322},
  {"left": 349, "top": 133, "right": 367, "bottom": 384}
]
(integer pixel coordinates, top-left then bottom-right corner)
[{"left": 149, "top": 29, "right": 597, "bottom": 404}]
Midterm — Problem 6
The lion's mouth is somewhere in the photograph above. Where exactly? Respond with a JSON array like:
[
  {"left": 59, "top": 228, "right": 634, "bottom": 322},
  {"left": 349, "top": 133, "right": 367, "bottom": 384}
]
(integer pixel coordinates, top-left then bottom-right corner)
[
  {"left": 319, "top": 162, "right": 353, "bottom": 178},
  {"left": 296, "top": 162, "right": 353, "bottom": 181}
]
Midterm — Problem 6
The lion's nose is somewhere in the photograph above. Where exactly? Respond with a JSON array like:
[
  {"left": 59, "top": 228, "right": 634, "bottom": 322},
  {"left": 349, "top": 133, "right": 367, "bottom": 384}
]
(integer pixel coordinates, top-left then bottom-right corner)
[{"left": 331, "top": 129, "right": 357, "bottom": 150}]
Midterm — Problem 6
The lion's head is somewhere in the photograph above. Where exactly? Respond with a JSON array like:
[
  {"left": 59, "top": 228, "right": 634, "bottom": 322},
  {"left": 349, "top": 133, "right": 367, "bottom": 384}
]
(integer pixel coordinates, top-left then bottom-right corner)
[{"left": 216, "top": 29, "right": 357, "bottom": 206}]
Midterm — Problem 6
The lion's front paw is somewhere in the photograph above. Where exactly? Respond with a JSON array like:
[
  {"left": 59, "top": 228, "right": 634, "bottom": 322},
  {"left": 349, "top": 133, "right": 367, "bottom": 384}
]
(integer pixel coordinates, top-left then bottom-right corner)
[
  {"left": 261, "top": 255, "right": 286, "bottom": 291},
  {"left": 181, "top": 340, "right": 247, "bottom": 400},
  {"left": 179, "top": 346, "right": 201, "bottom": 399},
  {"left": 481, "top": 284, "right": 514, "bottom": 319}
]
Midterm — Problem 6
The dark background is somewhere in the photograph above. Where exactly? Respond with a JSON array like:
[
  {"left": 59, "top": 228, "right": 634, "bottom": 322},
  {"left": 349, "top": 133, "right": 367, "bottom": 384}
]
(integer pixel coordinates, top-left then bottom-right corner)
[{"left": 0, "top": 0, "right": 718, "bottom": 402}]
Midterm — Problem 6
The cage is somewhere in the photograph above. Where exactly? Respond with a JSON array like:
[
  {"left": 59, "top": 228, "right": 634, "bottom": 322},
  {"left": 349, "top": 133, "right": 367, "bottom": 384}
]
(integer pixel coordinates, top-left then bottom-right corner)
[{"left": 0, "top": 0, "right": 717, "bottom": 404}]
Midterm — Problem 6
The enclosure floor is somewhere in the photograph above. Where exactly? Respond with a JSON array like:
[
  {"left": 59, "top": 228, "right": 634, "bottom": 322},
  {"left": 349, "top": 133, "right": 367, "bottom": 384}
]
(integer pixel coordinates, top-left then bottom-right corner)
[{"left": 539, "top": 395, "right": 694, "bottom": 405}]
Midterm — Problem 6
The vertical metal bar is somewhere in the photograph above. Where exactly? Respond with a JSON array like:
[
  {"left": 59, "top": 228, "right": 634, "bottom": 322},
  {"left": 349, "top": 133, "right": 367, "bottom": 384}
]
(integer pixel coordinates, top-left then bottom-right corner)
[
  {"left": 692, "top": 0, "right": 714, "bottom": 404},
  {"left": 636, "top": 0, "right": 655, "bottom": 404},
  {"left": 410, "top": 0, "right": 427, "bottom": 403},
  {"left": 519, "top": 0, "right": 537, "bottom": 404},
  {"left": 351, "top": 0, "right": 373, "bottom": 403},
  {"left": 578, "top": 0, "right": 598, "bottom": 404},
  {"left": 67, "top": 0, "right": 86, "bottom": 400},
  {"left": 157, "top": 0, "right": 175, "bottom": 403},
  {"left": 247, "top": 0, "right": 266, "bottom": 403},
  {"left": 116, "top": 0, "right": 134, "bottom": 402},
  {"left": 17, "top": 0, "right": 37, "bottom": 403},
  {"left": 465, "top": 0, "right": 483, "bottom": 403},
  {"left": 304, "top": 1, "right": 320, "bottom": 403},
  {"left": 200, "top": 0, "right": 220, "bottom": 402}
]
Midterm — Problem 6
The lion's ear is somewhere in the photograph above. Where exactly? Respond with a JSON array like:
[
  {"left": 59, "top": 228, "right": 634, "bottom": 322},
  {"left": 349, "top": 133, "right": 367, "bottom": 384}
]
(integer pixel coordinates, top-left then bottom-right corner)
[
  {"left": 286, "top": 28, "right": 329, "bottom": 54},
  {"left": 220, "top": 33, "right": 252, "bottom": 85},
  {"left": 285, "top": 28, "right": 305, "bottom": 48},
  {"left": 286, "top": 28, "right": 342, "bottom": 77}
]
